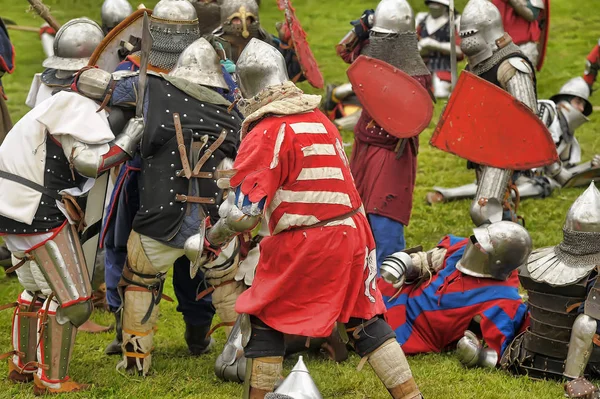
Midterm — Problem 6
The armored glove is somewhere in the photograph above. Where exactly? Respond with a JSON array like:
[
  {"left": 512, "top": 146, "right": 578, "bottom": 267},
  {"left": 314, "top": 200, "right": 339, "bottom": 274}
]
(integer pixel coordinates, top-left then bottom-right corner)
[
  {"left": 456, "top": 330, "right": 498, "bottom": 369},
  {"left": 351, "top": 10, "right": 375, "bottom": 41}
]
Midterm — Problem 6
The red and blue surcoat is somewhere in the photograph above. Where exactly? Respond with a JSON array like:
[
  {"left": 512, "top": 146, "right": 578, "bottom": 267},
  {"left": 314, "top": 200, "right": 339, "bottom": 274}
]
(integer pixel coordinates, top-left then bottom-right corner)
[{"left": 378, "top": 235, "right": 528, "bottom": 358}]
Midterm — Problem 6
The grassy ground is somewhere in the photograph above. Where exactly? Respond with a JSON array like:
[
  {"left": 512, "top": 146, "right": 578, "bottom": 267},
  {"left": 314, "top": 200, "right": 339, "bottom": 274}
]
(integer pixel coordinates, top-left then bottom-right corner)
[{"left": 1, "top": 0, "right": 600, "bottom": 398}]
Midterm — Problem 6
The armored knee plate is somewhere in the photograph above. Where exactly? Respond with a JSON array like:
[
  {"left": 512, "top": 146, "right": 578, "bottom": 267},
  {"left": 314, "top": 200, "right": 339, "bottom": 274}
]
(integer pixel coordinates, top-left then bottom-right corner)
[
  {"left": 29, "top": 224, "right": 93, "bottom": 327},
  {"left": 564, "top": 314, "right": 598, "bottom": 379}
]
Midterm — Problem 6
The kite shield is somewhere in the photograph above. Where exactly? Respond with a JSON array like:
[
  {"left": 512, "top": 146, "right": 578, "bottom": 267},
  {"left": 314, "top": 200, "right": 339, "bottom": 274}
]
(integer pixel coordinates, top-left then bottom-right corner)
[
  {"left": 430, "top": 71, "right": 557, "bottom": 170},
  {"left": 280, "top": 0, "right": 324, "bottom": 89},
  {"left": 347, "top": 55, "right": 433, "bottom": 138},
  {"left": 88, "top": 8, "right": 150, "bottom": 71}
]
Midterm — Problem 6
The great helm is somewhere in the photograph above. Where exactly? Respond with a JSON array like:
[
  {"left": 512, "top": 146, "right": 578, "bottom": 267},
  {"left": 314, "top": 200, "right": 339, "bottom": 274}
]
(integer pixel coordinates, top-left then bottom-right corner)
[
  {"left": 149, "top": 0, "right": 201, "bottom": 71},
  {"left": 169, "top": 38, "right": 228, "bottom": 90},
  {"left": 456, "top": 221, "right": 532, "bottom": 280},
  {"left": 371, "top": 0, "right": 414, "bottom": 34},
  {"left": 528, "top": 182, "right": 600, "bottom": 286},
  {"left": 550, "top": 77, "right": 593, "bottom": 116},
  {"left": 220, "top": 0, "right": 260, "bottom": 39},
  {"left": 101, "top": 0, "right": 133, "bottom": 33},
  {"left": 459, "top": 0, "right": 505, "bottom": 67},
  {"left": 42, "top": 18, "right": 104, "bottom": 71},
  {"left": 236, "top": 38, "right": 289, "bottom": 98}
]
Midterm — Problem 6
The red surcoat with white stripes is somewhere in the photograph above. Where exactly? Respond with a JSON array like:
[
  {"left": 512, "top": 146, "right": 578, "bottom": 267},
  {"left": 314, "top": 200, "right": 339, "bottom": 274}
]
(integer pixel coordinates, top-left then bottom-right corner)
[{"left": 230, "top": 109, "right": 386, "bottom": 337}]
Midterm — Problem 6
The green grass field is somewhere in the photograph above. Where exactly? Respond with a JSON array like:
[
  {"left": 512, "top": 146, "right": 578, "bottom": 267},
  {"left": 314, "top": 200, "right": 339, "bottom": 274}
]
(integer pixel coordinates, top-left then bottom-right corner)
[{"left": 1, "top": 0, "right": 600, "bottom": 397}]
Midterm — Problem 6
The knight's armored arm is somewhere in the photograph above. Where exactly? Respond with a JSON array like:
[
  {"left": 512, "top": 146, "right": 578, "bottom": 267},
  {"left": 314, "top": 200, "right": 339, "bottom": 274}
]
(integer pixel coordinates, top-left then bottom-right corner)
[
  {"left": 336, "top": 10, "right": 374, "bottom": 62},
  {"left": 498, "top": 57, "right": 538, "bottom": 113},
  {"left": 205, "top": 188, "right": 263, "bottom": 248},
  {"left": 456, "top": 330, "right": 498, "bottom": 369},
  {"left": 67, "top": 117, "right": 144, "bottom": 178},
  {"left": 584, "top": 42, "right": 600, "bottom": 89},
  {"left": 506, "top": 0, "right": 543, "bottom": 22},
  {"left": 380, "top": 247, "right": 447, "bottom": 286}
]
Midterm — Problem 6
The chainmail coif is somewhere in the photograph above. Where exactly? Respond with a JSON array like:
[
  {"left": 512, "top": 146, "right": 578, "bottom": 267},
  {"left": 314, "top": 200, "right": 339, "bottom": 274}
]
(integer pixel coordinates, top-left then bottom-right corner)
[
  {"left": 361, "top": 32, "right": 431, "bottom": 77},
  {"left": 555, "top": 227, "right": 600, "bottom": 267}
]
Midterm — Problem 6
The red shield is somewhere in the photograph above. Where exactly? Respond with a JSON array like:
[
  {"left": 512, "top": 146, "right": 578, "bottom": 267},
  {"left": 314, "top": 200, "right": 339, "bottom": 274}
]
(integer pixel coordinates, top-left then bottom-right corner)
[
  {"left": 430, "top": 71, "right": 558, "bottom": 169},
  {"left": 280, "top": 0, "right": 324, "bottom": 89},
  {"left": 347, "top": 55, "right": 433, "bottom": 138},
  {"left": 536, "top": 0, "right": 550, "bottom": 71}
]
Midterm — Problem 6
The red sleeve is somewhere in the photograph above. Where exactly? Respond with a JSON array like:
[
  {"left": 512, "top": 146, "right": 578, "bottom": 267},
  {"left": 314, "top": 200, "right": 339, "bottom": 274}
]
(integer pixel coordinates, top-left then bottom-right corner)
[
  {"left": 337, "top": 41, "right": 366, "bottom": 64},
  {"left": 584, "top": 44, "right": 600, "bottom": 85},
  {"left": 229, "top": 120, "right": 293, "bottom": 206}
]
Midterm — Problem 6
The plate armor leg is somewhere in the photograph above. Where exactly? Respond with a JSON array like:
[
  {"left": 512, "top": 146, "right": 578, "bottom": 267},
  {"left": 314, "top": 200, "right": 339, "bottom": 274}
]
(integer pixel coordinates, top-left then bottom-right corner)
[
  {"left": 215, "top": 315, "right": 247, "bottom": 383},
  {"left": 202, "top": 239, "right": 244, "bottom": 338},
  {"left": 564, "top": 314, "right": 597, "bottom": 379},
  {"left": 10, "top": 291, "right": 43, "bottom": 377},
  {"left": 430, "top": 182, "right": 478, "bottom": 203},
  {"left": 35, "top": 298, "right": 77, "bottom": 389},
  {"left": 117, "top": 232, "right": 166, "bottom": 376},
  {"left": 470, "top": 166, "right": 512, "bottom": 226}
]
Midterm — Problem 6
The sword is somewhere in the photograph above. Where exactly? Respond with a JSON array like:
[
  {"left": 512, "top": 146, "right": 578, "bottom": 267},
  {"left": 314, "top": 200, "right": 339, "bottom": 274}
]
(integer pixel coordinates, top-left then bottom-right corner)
[
  {"left": 449, "top": 0, "right": 458, "bottom": 90},
  {"left": 136, "top": 11, "right": 152, "bottom": 118}
]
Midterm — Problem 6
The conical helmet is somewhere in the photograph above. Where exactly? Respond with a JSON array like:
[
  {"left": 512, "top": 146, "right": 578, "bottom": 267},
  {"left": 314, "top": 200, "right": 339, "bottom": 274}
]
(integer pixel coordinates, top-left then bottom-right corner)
[
  {"left": 236, "top": 38, "right": 288, "bottom": 98},
  {"left": 101, "top": 0, "right": 133, "bottom": 33},
  {"left": 169, "top": 38, "right": 228, "bottom": 90},
  {"left": 371, "top": 0, "right": 414, "bottom": 34},
  {"left": 528, "top": 182, "right": 600, "bottom": 286},
  {"left": 267, "top": 356, "right": 322, "bottom": 399}
]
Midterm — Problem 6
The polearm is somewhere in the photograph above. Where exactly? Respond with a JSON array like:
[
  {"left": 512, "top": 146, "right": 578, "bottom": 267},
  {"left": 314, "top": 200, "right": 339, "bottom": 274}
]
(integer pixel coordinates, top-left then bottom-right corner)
[
  {"left": 449, "top": 0, "right": 458, "bottom": 90},
  {"left": 26, "top": 0, "right": 61, "bottom": 32}
]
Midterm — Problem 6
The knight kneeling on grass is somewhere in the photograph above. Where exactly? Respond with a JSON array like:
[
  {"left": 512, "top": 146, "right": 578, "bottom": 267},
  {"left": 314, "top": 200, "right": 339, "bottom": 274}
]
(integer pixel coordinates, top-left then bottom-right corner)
[{"left": 186, "top": 38, "right": 424, "bottom": 399}]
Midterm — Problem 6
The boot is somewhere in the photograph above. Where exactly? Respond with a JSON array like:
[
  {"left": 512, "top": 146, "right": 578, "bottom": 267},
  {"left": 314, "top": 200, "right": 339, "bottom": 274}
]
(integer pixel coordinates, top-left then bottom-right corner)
[
  {"left": 184, "top": 322, "right": 214, "bottom": 356},
  {"left": 388, "top": 378, "right": 423, "bottom": 399},
  {"left": 33, "top": 374, "right": 89, "bottom": 395},
  {"left": 8, "top": 360, "right": 35, "bottom": 383},
  {"left": 105, "top": 309, "right": 123, "bottom": 355}
]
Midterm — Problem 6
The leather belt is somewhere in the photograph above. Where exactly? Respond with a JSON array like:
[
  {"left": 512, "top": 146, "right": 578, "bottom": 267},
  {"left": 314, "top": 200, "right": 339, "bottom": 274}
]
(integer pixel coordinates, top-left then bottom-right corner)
[
  {"left": 0, "top": 170, "right": 62, "bottom": 201},
  {"left": 175, "top": 194, "right": 216, "bottom": 204}
]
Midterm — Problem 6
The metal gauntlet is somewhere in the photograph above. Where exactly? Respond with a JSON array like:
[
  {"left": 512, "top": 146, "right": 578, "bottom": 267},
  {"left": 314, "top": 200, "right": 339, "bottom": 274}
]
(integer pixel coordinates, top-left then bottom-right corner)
[
  {"left": 113, "top": 116, "right": 144, "bottom": 157},
  {"left": 456, "top": 330, "right": 498, "bottom": 369},
  {"left": 206, "top": 207, "right": 260, "bottom": 248}
]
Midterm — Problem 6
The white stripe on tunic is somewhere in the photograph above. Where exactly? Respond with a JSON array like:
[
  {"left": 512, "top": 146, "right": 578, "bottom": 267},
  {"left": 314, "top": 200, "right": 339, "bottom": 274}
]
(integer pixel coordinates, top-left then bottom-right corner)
[
  {"left": 301, "top": 144, "right": 336, "bottom": 157},
  {"left": 272, "top": 213, "right": 320, "bottom": 234},
  {"left": 269, "top": 123, "right": 286, "bottom": 169},
  {"left": 290, "top": 122, "right": 327, "bottom": 134},
  {"left": 297, "top": 167, "right": 344, "bottom": 181},
  {"left": 266, "top": 189, "right": 352, "bottom": 222}
]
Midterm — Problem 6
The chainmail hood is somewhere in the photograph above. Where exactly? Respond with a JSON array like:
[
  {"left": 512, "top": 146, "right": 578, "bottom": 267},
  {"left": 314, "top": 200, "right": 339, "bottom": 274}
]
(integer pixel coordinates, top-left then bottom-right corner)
[{"left": 361, "top": 32, "right": 431, "bottom": 77}]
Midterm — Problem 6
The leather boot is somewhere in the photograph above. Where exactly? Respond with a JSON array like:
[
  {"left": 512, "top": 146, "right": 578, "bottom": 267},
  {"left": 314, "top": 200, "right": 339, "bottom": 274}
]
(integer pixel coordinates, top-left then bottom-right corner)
[
  {"left": 7, "top": 360, "right": 35, "bottom": 383},
  {"left": 184, "top": 322, "right": 214, "bottom": 356},
  {"left": 105, "top": 309, "right": 123, "bottom": 355},
  {"left": 33, "top": 374, "right": 89, "bottom": 395}
]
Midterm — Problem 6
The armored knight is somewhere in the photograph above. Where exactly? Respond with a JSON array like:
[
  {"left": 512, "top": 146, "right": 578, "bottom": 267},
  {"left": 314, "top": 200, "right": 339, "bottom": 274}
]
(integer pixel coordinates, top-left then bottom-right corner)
[
  {"left": 426, "top": 0, "right": 538, "bottom": 227},
  {"left": 103, "top": 0, "right": 240, "bottom": 357},
  {"left": 26, "top": 18, "right": 104, "bottom": 109},
  {"left": 0, "top": 81, "right": 143, "bottom": 393},
  {"left": 415, "top": 0, "right": 463, "bottom": 98},
  {"left": 378, "top": 221, "right": 530, "bottom": 364},
  {"left": 584, "top": 38, "right": 600, "bottom": 90},
  {"left": 112, "top": 38, "right": 241, "bottom": 376},
  {"left": 194, "top": 38, "right": 422, "bottom": 399},
  {"left": 101, "top": 0, "right": 133, "bottom": 34},
  {"left": 428, "top": 76, "right": 596, "bottom": 203},
  {"left": 336, "top": 0, "right": 432, "bottom": 269},
  {"left": 213, "top": 0, "right": 272, "bottom": 63},
  {"left": 495, "top": 183, "right": 600, "bottom": 398},
  {"left": 491, "top": 0, "right": 546, "bottom": 67}
]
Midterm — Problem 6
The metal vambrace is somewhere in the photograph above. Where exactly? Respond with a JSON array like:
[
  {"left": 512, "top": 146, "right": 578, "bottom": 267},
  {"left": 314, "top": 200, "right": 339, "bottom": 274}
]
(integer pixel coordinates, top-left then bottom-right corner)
[
  {"left": 70, "top": 117, "right": 144, "bottom": 179},
  {"left": 206, "top": 207, "right": 261, "bottom": 248},
  {"left": 498, "top": 59, "right": 538, "bottom": 113},
  {"left": 564, "top": 314, "right": 597, "bottom": 379},
  {"left": 470, "top": 166, "right": 512, "bottom": 226},
  {"left": 545, "top": 161, "right": 572, "bottom": 186}
]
